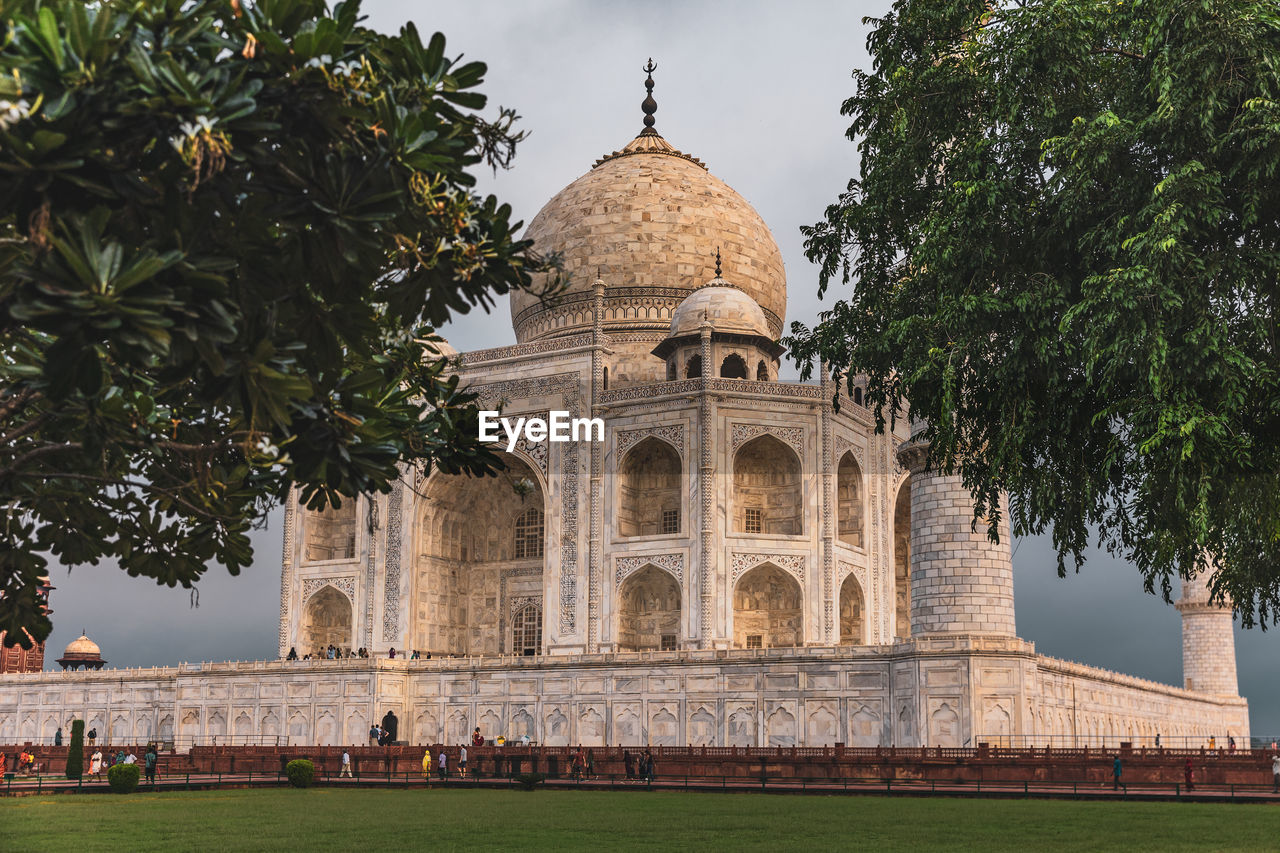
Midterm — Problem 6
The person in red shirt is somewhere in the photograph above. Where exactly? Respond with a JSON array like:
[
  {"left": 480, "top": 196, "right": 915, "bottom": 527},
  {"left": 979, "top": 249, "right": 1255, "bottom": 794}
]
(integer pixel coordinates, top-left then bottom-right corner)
[{"left": 472, "top": 727, "right": 484, "bottom": 748}]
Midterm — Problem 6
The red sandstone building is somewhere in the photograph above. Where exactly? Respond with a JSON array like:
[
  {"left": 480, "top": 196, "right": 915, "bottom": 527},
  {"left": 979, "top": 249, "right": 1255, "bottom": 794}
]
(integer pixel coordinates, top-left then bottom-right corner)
[{"left": 0, "top": 577, "right": 53, "bottom": 673}]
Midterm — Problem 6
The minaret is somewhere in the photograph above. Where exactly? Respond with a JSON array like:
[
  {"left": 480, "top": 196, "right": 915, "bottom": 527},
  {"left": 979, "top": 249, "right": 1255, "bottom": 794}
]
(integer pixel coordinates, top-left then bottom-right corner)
[
  {"left": 896, "top": 422, "right": 1016, "bottom": 637},
  {"left": 1175, "top": 571, "right": 1238, "bottom": 696}
]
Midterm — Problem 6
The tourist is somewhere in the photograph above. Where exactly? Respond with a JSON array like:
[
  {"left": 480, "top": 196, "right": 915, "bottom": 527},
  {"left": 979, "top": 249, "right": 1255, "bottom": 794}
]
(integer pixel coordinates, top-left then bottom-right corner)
[
  {"left": 54, "top": 727, "right": 62, "bottom": 747},
  {"left": 144, "top": 745, "right": 157, "bottom": 784},
  {"left": 520, "top": 734, "right": 530, "bottom": 746},
  {"left": 0, "top": 752, "right": 6, "bottom": 777},
  {"left": 472, "top": 727, "right": 484, "bottom": 748},
  {"left": 646, "top": 751, "right": 657, "bottom": 783},
  {"left": 438, "top": 750, "right": 448, "bottom": 779},
  {"left": 341, "top": 750, "right": 352, "bottom": 778},
  {"left": 115, "top": 749, "right": 126, "bottom": 767},
  {"left": 369, "top": 723, "right": 379, "bottom": 746},
  {"left": 624, "top": 750, "right": 634, "bottom": 780},
  {"left": 1112, "top": 755, "right": 1123, "bottom": 791},
  {"left": 89, "top": 747, "right": 103, "bottom": 779},
  {"left": 1209, "top": 735, "right": 1216, "bottom": 750},
  {"left": 389, "top": 647, "right": 397, "bottom": 659},
  {"left": 586, "top": 748, "right": 595, "bottom": 780},
  {"left": 87, "top": 727, "right": 96, "bottom": 746},
  {"left": 496, "top": 735, "right": 505, "bottom": 747},
  {"left": 124, "top": 752, "right": 137, "bottom": 765},
  {"left": 422, "top": 748, "right": 432, "bottom": 780},
  {"left": 1272, "top": 754, "right": 1280, "bottom": 793},
  {"left": 1154, "top": 732, "right": 1160, "bottom": 749},
  {"left": 286, "top": 647, "right": 298, "bottom": 660},
  {"left": 1228, "top": 734, "right": 1236, "bottom": 752},
  {"left": 1184, "top": 757, "right": 1195, "bottom": 791}
]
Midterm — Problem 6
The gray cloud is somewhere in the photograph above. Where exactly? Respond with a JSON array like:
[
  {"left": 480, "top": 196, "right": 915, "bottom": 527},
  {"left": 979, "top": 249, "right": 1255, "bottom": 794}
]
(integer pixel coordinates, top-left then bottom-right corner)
[{"left": 40, "top": 0, "right": 1277, "bottom": 736}]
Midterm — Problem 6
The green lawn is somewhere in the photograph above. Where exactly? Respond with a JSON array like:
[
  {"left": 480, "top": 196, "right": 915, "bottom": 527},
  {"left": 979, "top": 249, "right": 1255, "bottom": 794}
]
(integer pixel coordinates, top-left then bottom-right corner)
[{"left": 2, "top": 788, "right": 1276, "bottom": 852}]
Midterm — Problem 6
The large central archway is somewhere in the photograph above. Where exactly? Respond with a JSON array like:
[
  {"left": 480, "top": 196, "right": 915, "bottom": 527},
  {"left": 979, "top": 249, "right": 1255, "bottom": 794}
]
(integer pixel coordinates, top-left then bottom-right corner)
[
  {"left": 617, "top": 565, "right": 681, "bottom": 651},
  {"left": 301, "top": 586, "right": 353, "bottom": 654},
  {"left": 414, "top": 453, "right": 545, "bottom": 656},
  {"left": 732, "top": 564, "right": 803, "bottom": 649}
]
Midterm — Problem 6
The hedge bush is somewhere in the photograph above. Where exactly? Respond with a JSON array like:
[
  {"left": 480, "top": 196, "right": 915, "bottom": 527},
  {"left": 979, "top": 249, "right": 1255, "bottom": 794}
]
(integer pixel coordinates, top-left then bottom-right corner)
[
  {"left": 286, "top": 759, "right": 315, "bottom": 788},
  {"left": 107, "top": 763, "right": 141, "bottom": 793},
  {"left": 514, "top": 772, "right": 545, "bottom": 791},
  {"left": 65, "top": 720, "right": 84, "bottom": 779}
]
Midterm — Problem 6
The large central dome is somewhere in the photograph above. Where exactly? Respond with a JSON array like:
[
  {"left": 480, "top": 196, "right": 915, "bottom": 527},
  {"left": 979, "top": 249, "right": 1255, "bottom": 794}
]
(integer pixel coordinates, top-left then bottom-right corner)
[{"left": 511, "top": 109, "right": 786, "bottom": 343}]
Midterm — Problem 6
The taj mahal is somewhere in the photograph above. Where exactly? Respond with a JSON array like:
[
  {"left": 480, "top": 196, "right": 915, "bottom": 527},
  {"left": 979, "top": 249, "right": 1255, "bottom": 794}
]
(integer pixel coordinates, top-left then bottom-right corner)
[{"left": 0, "top": 72, "right": 1250, "bottom": 751}]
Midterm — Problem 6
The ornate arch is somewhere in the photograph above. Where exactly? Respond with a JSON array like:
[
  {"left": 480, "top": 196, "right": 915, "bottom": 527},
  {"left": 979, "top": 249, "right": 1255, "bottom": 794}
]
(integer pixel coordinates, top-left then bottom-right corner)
[
  {"left": 616, "top": 424, "right": 686, "bottom": 459},
  {"left": 302, "top": 577, "right": 356, "bottom": 606},
  {"left": 731, "top": 423, "right": 804, "bottom": 458},
  {"left": 730, "top": 553, "right": 805, "bottom": 587},
  {"left": 615, "top": 553, "right": 685, "bottom": 586}
]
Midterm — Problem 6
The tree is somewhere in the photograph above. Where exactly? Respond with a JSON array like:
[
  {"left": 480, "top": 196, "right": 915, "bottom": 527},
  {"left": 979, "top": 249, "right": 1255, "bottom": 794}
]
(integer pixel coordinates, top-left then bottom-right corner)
[
  {"left": 0, "top": 0, "right": 550, "bottom": 646},
  {"left": 66, "top": 718, "right": 84, "bottom": 779},
  {"left": 790, "top": 0, "right": 1280, "bottom": 623}
]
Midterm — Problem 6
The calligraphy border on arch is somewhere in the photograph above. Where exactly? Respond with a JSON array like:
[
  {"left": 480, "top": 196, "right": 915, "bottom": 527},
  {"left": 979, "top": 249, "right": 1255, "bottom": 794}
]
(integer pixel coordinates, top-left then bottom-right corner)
[
  {"left": 302, "top": 575, "right": 357, "bottom": 604},
  {"left": 616, "top": 423, "right": 686, "bottom": 459}
]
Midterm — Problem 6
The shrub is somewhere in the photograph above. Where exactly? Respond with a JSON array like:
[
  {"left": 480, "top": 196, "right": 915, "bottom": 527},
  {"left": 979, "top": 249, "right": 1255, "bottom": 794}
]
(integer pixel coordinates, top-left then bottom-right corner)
[
  {"left": 65, "top": 720, "right": 84, "bottom": 779},
  {"left": 286, "top": 759, "right": 315, "bottom": 788},
  {"left": 514, "top": 772, "right": 545, "bottom": 791},
  {"left": 107, "top": 763, "right": 141, "bottom": 793}
]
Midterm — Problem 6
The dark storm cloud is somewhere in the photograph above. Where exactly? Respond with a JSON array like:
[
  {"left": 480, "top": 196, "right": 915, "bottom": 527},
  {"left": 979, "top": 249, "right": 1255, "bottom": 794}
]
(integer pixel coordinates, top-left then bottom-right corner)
[{"left": 42, "top": 0, "right": 1277, "bottom": 735}]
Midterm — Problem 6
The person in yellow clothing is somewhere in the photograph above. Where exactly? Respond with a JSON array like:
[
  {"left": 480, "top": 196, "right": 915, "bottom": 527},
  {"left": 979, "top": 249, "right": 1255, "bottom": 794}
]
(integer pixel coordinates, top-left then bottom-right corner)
[{"left": 422, "top": 749, "right": 432, "bottom": 780}]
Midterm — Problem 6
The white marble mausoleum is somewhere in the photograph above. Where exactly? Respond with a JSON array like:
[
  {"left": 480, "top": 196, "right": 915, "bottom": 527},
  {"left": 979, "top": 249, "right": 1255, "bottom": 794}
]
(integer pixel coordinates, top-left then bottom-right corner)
[{"left": 0, "top": 76, "right": 1249, "bottom": 750}]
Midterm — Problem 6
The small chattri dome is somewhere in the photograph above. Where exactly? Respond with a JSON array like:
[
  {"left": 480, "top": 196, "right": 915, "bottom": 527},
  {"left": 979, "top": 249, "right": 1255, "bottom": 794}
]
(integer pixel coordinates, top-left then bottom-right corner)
[
  {"left": 63, "top": 634, "right": 100, "bottom": 657},
  {"left": 669, "top": 283, "right": 772, "bottom": 338}
]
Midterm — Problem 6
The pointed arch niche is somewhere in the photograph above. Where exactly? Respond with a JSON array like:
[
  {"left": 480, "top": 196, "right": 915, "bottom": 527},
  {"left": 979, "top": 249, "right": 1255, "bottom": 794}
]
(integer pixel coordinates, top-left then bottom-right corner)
[
  {"left": 300, "top": 585, "right": 353, "bottom": 653},
  {"left": 733, "top": 435, "right": 802, "bottom": 535},
  {"left": 732, "top": 563, "right": 802, "bottom": 648},
  {"left": 839, "top": 574, "right": 865, "bottom": 645},
  {"left": 617, "top": 565, "right": 681, "bottom": 651},
  {"left": 894, "top": 476, "right": 912, "bottom": 640},
  {"left": 618, "top": 437, "right": 682, "bottom": 537},
  {"left": 414, "top": 452, "right": 545, "bottom": 656},
  {"left": 836, "top": 451, "right": 864, "bottom": 548}
]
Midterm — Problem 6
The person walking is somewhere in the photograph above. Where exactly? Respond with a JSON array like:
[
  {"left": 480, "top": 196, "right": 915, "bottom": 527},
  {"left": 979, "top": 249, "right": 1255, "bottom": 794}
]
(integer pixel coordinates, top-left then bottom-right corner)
[
  {"left": 89, "top": 748, "right": 103, "bottom": 780},
  {"left": 438, "top": 750, "right": 448, "bottom": 780},
  {"left": 87, "top": 727, "right": 96, "bottom": 746},
  {"left": 459, "top": 745, "right": 468, "bottom": 779},
  {"left": 1112, "top": 755, "right": 1123, "bottom": 791},
  {"left": 624, "top": 750, "right": 634, "bottom": 780},
  {"left": 422, "top": 748, "right": 432, "bottom": 780},
  {"left": 144, "top": 746, "right": 157, "bottom": 785},
  {"left": 54, "top": 727, "right": 62, "bottom": 747},
  {"left": 369, "top": 723, "right": 379, "bottom": 747},
  {"left": 341, "top": 750, "right": 352, "bottom": 778},
  {"left": 586, "top": 748, "right": 595, "bottom": 780},
  {"left": 1272, "top": 754, "right": 1279, "bottom": 794},
  {"left": 1184, "top": 757, "right": 1195, "bottom": 792}
]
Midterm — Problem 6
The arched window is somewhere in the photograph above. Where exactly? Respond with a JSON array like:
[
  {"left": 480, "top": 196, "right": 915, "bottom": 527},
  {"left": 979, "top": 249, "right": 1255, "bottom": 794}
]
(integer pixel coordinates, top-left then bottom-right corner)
[
  {"left": 733, "top": 435, "right": 802, "bottom": 535},
  {"left": 602, "top": 367, "right": 609, "bottom": 390},
  {"left": 720, "top": 354, "right": 748, "bottom": 379},
  {"left": 854, "top": 387, "right": 864, "bottom": 406},
  {"left": 512, "top": 603, "right": 542, "bottom": 655},
  {"left": 514, "top": 507, "right": 544, "bottom": 559},
  {"left": 837, "top": 452, "right": 864, "bottom": 548},
  {"left": 685, "top": 354, "right": 702, "bottom": 379},
  {"left": 617, "top": 566, "right": 681, "bottom": 651},
  {"left": 839, "top": 574, "right": 864, "bottom": 645},
  {"left": 756, "top": 360, "right": 768, "bottom": 381},
  {"left": 618, "top": 438, "right": 681, "bottom": 536},
  {"left": 301, "top": 586, "right": 353, "bottom": 653}
]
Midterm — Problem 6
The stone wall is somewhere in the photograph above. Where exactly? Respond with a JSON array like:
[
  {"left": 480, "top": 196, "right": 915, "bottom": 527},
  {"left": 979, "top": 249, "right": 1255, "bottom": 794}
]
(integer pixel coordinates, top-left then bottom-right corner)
[{"left": 0, "top": 645, "right": 1246, "bottom": 750}]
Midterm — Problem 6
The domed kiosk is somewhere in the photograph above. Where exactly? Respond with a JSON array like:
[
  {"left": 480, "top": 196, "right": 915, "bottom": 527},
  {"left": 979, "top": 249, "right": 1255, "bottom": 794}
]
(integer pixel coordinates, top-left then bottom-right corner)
[
  {"left": 1, "top": 66, "right": 1248, "bottom": 754},
  {"left": 57, "top": 633, "right": 106, "bottom": 671}
]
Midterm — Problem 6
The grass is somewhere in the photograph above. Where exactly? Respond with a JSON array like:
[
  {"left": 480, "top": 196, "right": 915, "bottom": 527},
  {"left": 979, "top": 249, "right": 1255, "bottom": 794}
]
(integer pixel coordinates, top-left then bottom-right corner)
[{"left": 2, "top": 787, "right": 1277, "bottom": 852}]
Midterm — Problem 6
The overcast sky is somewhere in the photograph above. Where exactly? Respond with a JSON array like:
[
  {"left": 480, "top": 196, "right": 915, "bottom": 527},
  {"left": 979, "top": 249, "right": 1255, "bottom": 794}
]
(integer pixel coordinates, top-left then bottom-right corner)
[{"left": 40, "top": 0, "right": 1277, "bottom": 735}]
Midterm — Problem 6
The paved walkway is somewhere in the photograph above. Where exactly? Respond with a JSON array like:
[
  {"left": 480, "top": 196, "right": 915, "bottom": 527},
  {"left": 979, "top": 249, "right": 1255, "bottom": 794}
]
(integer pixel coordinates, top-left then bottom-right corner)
[{"left": 4, "top": 772, "right": 1279, "bottom": 803}]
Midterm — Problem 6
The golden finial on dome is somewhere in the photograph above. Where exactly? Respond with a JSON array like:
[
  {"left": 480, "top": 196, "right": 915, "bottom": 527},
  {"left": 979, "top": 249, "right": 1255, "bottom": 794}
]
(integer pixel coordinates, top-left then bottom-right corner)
[{"left": 640, "top": 58, "right": 659, "bottom": 137}]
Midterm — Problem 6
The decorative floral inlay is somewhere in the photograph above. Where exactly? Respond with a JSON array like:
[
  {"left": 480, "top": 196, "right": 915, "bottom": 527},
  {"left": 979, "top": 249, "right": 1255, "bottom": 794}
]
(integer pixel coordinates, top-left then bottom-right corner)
[
  {"left": 615, "top": 553, "right": 685, "bottom": 585},
  {"left": 616, "top": 424, "right": 685, "bottom": 458},
  {"left": 729, "top": 553, "right": 805, "bottom": 586},
  {"left": 730, "top": 423, "right": 804, "bottom": 457},
  {"left": 302, "top": 575, "right": 356, "bottom": 603}
]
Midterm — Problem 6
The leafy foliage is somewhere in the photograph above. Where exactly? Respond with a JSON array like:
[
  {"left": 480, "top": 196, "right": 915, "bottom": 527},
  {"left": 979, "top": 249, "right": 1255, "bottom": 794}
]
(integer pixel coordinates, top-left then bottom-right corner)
[
  {"left": 791, "top": 0, "right": 1280, "bottom": 623},
  {"left": 0, "top": 0, "right": 550, "bottom": 645},
  {"left": 514, "top": 771, "right": 545, "bottom": 790},
  {"left": 65, "top": 719, "right": 84, "bottom": 779},
  {"left": 107, "top": 761, "right": 142, "bottom": 792},
  {"left": 285, "top": 757, "right": 314, "bottom": 787}
]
